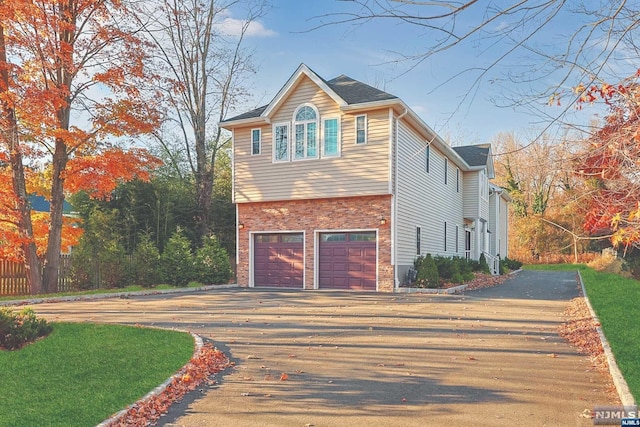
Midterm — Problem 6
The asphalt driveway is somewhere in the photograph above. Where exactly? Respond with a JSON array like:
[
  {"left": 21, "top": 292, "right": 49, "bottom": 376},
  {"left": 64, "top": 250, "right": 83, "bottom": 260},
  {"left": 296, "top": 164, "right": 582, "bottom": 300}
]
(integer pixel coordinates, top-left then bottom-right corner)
[{"left": 33, "top": 270, "right": 617, "bottom": 426}]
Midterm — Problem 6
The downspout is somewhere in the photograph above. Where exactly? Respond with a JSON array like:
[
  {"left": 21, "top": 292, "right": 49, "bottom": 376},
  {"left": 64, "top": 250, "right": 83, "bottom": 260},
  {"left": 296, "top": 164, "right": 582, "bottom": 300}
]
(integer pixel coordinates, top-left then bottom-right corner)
[{"left": 393, "top": 107, "right": 408, "bottom": 289}]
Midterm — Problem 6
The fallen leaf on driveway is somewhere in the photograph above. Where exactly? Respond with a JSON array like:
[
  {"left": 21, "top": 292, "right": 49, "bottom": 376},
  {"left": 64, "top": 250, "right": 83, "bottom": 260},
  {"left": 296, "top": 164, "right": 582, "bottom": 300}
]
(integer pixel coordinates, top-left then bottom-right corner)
[{"left": 280, "top": 373, "right": 289, "bottom": 381}]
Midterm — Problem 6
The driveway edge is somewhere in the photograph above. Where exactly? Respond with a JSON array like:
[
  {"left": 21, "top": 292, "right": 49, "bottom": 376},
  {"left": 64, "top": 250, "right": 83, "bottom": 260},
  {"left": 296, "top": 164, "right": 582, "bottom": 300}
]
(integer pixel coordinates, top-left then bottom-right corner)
[
  {"left": 577, "top": 270, "right": 636, "bottom": 407},
  {"left": 0, "top": 283, "right": 239, "bottom": 307}
]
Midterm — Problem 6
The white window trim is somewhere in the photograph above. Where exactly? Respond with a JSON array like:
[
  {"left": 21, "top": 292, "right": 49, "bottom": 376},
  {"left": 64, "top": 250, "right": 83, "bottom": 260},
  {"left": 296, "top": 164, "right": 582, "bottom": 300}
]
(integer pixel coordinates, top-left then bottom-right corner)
[
  {"left": 272, "top": 122, "right": 290, "bottom": 163},
  {"left": 355, "top": 114, "right": 367, "bottom": 144},
  {"left": 293, "top": 103, "right": 320, "bottom": 161},
  {"left": 322, "top": 116, "right": 341, "bottom": 157},
  {"left": 251, "top": 128, "right": 261, "bottom": 156}
]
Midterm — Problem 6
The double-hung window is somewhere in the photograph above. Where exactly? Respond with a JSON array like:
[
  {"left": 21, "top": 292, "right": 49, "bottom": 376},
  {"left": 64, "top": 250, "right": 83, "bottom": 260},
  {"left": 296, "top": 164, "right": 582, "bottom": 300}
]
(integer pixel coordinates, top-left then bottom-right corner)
[
  {"left": 356, "top": 115, "right": 367, "bottom": 144},
  {"left": 323, "top": 118, "right": 340, "bottom": 156},
  {"left": 251, "top": 129, "right": 261, "bottom": 155},
  {"left": 293, "top": 105, "right": 318, "bottom": 159},
  {"left": 273, "top": 123, "right": 289, "bottom": 162}
]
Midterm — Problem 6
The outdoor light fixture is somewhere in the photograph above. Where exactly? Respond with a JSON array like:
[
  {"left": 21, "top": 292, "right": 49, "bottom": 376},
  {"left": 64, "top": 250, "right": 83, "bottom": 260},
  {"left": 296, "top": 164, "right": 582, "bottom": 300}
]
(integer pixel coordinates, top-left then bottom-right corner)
[
  {"left": 380, "top": 218, "right": 387, "bottom": 225},
  {"left": 238, "top": 223, "right": 245, "bottom": 229}
]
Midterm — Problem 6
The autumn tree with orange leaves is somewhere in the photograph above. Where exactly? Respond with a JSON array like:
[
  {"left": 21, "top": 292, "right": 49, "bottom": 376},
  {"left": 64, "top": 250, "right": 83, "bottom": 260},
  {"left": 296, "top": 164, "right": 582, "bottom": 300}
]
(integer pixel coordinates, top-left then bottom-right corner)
[
  {"left": 0, "top": 0, "right": 161, "bottom": 294},
  {"left": 574, "top": 74, "right": 640, "bottom": 252}
]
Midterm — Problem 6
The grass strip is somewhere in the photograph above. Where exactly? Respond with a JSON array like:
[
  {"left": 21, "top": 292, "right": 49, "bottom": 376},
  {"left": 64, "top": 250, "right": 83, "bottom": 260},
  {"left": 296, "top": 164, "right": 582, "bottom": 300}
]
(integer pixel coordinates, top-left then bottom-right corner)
[
  {"left": 0, "top": 322, "right": 194, "bottom": 427},
  {"left": 580, "top": 268, "right": 640, "bottom": 403}
]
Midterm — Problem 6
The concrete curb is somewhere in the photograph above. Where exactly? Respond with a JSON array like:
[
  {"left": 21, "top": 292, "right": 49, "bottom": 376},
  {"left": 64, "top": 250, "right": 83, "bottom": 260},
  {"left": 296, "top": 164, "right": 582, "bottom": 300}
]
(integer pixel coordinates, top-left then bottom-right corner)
[
  {"left": 577, "top": 270, "right": 636, "bottom": 407},
  {"left": 396, "top": 284, "right": 467, "bottom": 294},
  {"left": 96, "top": 332, "right": 204, "bottom": 427},
  {"left": 0, "top": 283, "right": 239, "bottom": 307}
]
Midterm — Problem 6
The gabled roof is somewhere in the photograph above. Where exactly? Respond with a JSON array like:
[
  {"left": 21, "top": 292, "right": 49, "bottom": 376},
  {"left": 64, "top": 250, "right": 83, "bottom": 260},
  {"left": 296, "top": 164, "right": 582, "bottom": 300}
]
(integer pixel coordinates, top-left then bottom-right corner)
[
  {"left": 219, "top": 64, "right": 497, "bottom": 177},
  {"left": 325, "top": 75, "right": 397, "bottom": 105},
  {"left": 452, "top": 144, "right": 490, "bottom": 167},
  {"left": 221, "top": 64, "right": 398, "bottom": 124},
  {"left": 452, "top": 143, "right": 495, "bottom": 178}
]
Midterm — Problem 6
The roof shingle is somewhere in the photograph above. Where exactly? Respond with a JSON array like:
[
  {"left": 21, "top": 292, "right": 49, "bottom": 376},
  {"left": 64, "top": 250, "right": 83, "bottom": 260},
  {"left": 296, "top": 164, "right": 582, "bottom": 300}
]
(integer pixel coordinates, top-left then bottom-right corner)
[{"left": 452, "top": 144, "right": 491, "bottom": 167}]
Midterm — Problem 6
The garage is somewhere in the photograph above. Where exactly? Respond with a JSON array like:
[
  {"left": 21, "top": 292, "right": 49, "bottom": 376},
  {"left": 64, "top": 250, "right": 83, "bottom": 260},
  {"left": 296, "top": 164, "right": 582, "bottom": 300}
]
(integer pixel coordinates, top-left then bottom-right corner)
[
  {"left": 318, "top": 232, "right": 377, "bottom": 291},
  {"left": 253, "top": 233, "right": 304, "bottom": 288}
]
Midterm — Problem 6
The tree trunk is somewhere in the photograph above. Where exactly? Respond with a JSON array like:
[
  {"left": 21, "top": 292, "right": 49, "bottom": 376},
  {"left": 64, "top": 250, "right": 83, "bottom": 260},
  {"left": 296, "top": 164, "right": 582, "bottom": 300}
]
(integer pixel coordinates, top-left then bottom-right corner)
[
  {"left": 42, "top": 137, "right": 68, "bottom": 294},
  {"left": 0, "top": 20, "right": 43, "bottom": 294}
]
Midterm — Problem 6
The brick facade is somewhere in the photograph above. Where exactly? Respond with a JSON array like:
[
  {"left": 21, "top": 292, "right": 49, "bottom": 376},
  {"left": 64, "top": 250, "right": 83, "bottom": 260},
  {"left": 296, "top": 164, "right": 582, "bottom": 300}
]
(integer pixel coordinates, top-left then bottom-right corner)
[{"left": 237, "top": 195, "right": 394, "bottom": 292}]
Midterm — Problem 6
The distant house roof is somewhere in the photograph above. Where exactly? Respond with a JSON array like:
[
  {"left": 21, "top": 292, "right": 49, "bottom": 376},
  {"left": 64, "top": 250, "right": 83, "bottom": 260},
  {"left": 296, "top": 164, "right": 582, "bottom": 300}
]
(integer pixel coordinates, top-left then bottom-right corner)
[
  {"left": 29, "top": 195, "right": 74, "bottom": 214},
  {"left": 452, "top": 144, "right": 491, "bottom": 167}
]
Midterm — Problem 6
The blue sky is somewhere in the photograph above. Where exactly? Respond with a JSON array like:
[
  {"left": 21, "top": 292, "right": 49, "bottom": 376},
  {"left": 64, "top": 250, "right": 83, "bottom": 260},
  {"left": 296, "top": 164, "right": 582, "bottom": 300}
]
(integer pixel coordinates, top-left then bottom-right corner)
[{"left": 223, "top": 1, "right": 609, "bottom": 145}]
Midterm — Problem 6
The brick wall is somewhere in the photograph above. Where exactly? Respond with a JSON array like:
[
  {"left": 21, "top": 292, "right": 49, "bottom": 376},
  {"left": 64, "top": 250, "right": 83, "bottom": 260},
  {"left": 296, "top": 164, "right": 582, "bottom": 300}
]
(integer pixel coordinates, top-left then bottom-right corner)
[{"left": 237, "top": 195, "right": 394, "bottom": 292}]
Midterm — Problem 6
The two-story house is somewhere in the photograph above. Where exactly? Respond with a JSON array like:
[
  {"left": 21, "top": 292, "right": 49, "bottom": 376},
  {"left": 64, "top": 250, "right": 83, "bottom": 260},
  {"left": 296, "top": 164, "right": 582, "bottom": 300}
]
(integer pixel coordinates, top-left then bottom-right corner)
[{"left": 220, "top": 64, "right": 509, "bottom": 292}]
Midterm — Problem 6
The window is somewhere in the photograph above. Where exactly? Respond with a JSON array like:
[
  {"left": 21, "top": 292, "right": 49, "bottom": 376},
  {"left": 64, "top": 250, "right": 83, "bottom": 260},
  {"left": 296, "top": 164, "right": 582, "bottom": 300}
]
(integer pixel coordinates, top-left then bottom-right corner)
[
  {"left": 444, "top": 157, "right": 449, "bottom": 184},
  {"left": 456, "top": 168, "right": 460, "bottom": 192},
  {"left": 444, "top": 222, "right": 447, "bottom": 252},
  {"left": 293, "top": 104, "right": 318, "bottom": 159},
  {"left": 480, "top": 169, "right": 489, "bottom": 200},
  {"left": 425, "top": 144, "right": 430, "bottom": 173},
  {"left": 273, "top": 123, "right": 289, "bottom": 162},
  {"left": 251, "top": 129, "right": 261, "bottom": 155},
  {"left": 416, "top": 227, "right": 421, "bottom": 255},
  {"left": 323, "top": 118, "right": 340, "bottom": 156},
  {"left": 356, "top": 115, "right": 367, "bottom": 144}
]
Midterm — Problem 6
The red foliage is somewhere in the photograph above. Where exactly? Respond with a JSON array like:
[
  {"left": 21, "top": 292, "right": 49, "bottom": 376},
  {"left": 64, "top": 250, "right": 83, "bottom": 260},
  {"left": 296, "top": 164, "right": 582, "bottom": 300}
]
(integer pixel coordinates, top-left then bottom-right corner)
[
  {"left": 573, "top": 73, "right": 640, "bottom": 249},
  {"left": 106, "top": 343, "right": 230, "bottom": 427}
]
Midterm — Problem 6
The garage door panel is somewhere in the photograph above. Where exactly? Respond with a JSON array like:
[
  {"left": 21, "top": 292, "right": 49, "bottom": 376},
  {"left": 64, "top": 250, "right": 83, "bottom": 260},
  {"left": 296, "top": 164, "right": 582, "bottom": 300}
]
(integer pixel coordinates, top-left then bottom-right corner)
[
  {"left": 254, "top": 233, "right": 304, "bottom": 288},
  {"left": 319, "top": 232, "right": 377, "bottom": 291}
]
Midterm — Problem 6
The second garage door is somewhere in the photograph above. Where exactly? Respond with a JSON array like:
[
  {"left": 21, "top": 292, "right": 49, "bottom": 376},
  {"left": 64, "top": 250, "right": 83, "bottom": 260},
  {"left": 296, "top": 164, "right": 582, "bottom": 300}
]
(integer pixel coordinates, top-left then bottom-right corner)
[
  {"left": 254, "top": 233, "right": 304, "bottom": 288},
  {"left": 318, "top": 232, "right": 377, "bottom": 291}
]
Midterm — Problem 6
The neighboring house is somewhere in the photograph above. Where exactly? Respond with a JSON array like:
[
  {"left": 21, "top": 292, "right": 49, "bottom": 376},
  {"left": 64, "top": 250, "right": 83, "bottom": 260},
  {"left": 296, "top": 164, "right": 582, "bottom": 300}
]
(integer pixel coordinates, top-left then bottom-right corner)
[{"left": 220, "top": 64, "right": 510, "bottom": 292}]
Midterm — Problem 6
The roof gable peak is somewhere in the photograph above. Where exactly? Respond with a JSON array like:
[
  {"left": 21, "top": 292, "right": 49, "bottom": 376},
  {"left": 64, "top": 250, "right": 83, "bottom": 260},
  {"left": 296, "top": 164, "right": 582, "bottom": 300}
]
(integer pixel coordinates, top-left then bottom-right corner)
[{"left": 261, "top": 63, "right": 346, "bottom": 118}]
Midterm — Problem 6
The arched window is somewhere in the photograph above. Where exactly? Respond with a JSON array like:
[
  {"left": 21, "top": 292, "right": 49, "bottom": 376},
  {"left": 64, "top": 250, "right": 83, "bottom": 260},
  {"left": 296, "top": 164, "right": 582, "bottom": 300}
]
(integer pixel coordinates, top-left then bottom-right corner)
[{"left": 293, "top": 104, "right": 318, "bottom": 159}]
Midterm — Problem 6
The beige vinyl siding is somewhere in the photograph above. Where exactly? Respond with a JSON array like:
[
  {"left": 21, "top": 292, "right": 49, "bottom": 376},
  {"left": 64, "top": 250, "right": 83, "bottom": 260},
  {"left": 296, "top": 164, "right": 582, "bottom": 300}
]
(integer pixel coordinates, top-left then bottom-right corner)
[
  {"left": 233, "top": 76, "right": 391, "bottom": 203},
  {"left": 395, "top": 120, "right": 465, "bottom": 268}
]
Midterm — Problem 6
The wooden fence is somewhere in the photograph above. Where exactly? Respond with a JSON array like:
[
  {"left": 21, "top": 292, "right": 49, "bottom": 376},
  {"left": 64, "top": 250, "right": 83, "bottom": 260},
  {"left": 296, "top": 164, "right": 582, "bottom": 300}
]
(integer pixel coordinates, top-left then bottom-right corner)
[{"left": 0, "top": 255, "right": 73, "bottom": 296}]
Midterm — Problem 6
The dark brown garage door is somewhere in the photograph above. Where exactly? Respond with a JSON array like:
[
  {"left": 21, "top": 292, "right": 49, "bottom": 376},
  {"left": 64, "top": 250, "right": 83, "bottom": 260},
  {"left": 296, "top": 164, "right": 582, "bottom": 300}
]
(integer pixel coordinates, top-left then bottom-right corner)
[
  {"left": 254, "top": 233, "right": 304, "bottom": 288},
  {"left": 319, "top": 232, "right": 377, "bottom": 291}
]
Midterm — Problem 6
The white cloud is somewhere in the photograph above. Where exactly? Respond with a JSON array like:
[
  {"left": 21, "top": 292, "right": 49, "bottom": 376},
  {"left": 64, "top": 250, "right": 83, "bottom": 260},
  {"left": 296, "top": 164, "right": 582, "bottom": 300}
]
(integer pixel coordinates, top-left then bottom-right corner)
[{"left": 217, "top": 18, "right": 277, "bottom": 38}]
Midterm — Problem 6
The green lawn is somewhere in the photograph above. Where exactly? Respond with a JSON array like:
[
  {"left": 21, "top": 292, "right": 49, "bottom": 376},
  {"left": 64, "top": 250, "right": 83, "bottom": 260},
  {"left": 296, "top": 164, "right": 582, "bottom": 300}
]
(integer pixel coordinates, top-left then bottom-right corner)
[
  {"left": 0, "top": 322, "right": 194, "bottom": 427},
  {"left": 525, "top": 263, "right": 640, "bottom": 402}
]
